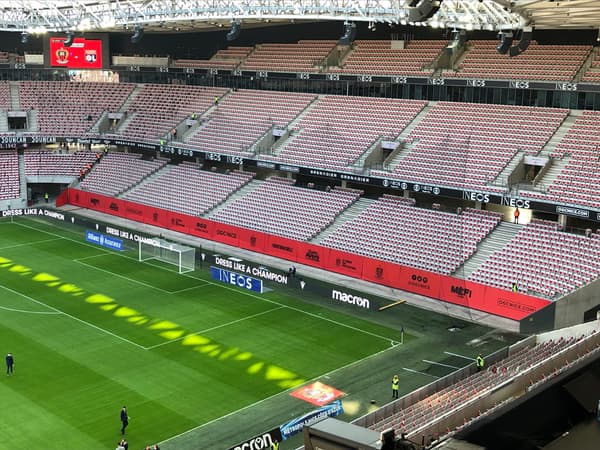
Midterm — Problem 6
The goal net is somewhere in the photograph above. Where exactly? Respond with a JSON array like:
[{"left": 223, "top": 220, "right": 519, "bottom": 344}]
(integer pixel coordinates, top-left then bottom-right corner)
[{"left": 138, "top": 237, "right": 195, "bottom": 274}]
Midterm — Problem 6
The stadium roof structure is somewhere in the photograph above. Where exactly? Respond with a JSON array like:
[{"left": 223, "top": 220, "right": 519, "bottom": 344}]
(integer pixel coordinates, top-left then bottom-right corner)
[{"left": 0, "top": 0, "right": 599, "bottom": 34}]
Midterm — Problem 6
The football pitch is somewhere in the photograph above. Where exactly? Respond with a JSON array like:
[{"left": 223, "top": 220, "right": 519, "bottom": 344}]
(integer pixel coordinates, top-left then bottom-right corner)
[{"left": 0, "top": 215, "right": 519, "bottom": 449}]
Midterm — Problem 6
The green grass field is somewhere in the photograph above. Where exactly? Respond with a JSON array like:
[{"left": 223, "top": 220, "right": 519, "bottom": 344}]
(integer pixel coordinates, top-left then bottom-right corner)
[{"left": 0, "top": 215, "right": 519, "bottom": 449}]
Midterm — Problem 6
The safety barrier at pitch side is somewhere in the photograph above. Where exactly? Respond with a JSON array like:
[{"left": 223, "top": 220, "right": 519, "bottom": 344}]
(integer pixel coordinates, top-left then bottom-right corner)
[{"left": 64, "top": 188, "right": 550, "bottom": 320}]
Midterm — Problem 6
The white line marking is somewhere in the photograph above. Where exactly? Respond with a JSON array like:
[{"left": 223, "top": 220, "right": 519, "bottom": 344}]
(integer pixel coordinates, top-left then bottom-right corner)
[
  {"left": 0, "top": 305, "right": 61, "bottom": 315},
  {"left": 15, "top": 220, "right": 401, "bottom": 343},
  {"left": 0, "top": 283, "right": 146, "bottom": 350},
  {"left": 170, "top": 283, "right": 211, "bottom": 294},
  {"left": 402, "top": 367, "right": 440, "bottom": 378},
  {"left": 0, "top": 237, "right": 63, "bottom": 251},
  {"left": 444, "top": 351, "right": 474, "bottom": 361},
  {"left": 422, "top": 359, "right": 461, "bottom": 370},
  {"left": 146, "top": 306, "right": 285, "bottom": 350}
]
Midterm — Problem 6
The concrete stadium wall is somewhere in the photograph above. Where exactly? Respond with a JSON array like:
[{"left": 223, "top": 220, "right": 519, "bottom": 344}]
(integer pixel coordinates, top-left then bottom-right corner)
[{"left": 553, "top": 279, "right": 600, "bottom": 329}]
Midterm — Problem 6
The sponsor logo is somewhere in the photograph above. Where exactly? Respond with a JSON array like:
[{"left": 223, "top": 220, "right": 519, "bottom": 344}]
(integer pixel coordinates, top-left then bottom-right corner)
[
  {"left": 335, "top": 258, "right": 356, "bottom": 270},
  {"left": 152, "top": 212, "right": 159, "bottom": 222},
  {"left": 109, "top": 202, "right": 119, "bottom": 211},
  {"left": 502, "top": 197, "right": 530, "bottom": 209},
  {"left": 556, "top": 206, "right": 590, "bottom": 218},
  {"left": 450, "top": 285, "right": 472, "bottom": 298},
  {"left": 210, "top": 266, "right": 263, "bottom": 293},
  {"left": 408, "top": 273, "right": 430, "bottom": 290},
  {"left": 497, "top": 298, "right": 536, "bottom": 313},
  {"left": 85, "top": 230, "right": 123, "bottom": 251},
  {"left": 305, "top": 250, "right": 320, "bottom": 262},
  {"left": 90, "top": 197, "right": 99, "bottom": 206},
  {"left": 216, "top": 229, "right": 237, "bottom": 238},
  {"left": 250, "top": 236, "right": 257, "bottom": 247},
  {"left": 375, "top": 266, "right": 384, "bottom": 279},
  {"left": 463, "top": 191, "right": 490, "bottom": 203},
  {"left": 228, "top": 428, "right": 283, "bottom": 450},
  {"left": 171, "top": 217, "right": 184, "bottom": 227},
  {"left": 279, "top": 400, "right": 344, "bottom": 440},
  {"left": 271, "top": 242, "right": 293, "bottom": 253},
  {"left": 331, "top": 289, "right": 370, "bottom": 309},
  {"left": 125, "top": 206, "right": 143, "bottom": 216},
  {"left": 195, "top": 222, "right": 208, "bottom": 231}
]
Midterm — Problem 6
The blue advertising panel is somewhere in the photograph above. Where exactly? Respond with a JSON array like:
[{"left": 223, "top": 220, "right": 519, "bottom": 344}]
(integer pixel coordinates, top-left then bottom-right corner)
[
  {"left": 210, "top": 266, "right": 264, "bottom": 293},
  {"left": 279, "top": 400, "right": 344, "bottom": 440},
  {"left": 85, "top": 230, "right": 123, "bottom": 251}
]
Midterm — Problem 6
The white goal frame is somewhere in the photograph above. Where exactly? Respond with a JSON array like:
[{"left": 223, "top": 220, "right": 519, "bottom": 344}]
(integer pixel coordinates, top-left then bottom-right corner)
[{"left": 138, "top": 237, "right": 195, "bottom": 274}]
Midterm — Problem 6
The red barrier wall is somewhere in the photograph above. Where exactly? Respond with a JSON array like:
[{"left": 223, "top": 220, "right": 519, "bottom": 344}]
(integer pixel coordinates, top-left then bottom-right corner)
[{"left": 66, "top": 188, "right": 550, "bottom": 320}]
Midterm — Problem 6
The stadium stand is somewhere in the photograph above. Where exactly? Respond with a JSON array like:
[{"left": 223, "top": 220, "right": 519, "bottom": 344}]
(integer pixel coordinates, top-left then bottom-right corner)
[
  {"left": 469, "top": 219, "right": 600, "bottom": 298},
  {"left": 121, "top": 163, "right": 255, "bottom": 215},
  {"left": 18, "top": 81, "right": 135, "bottom": 136},
  {"left": 521, "top": 110, "right": 600, "bottom": 209},
  {"left": 265, "top": 95, "right": 427, "bottom": 169},
  {"left": 207, "top": 177, "right": 362, "bottom": 240},
  {"left": 172, "top": 46, "right": 252, "bottom": 69},
  {"left": 182, "top": 89, "right": 316, "bottom": 155},
  {"left": 330, "top": 40, "right": 446, "bottom": 76},
  {"left": 0, "top": 80, "right": 10, "bottom": 110},
  {"left": 0, "top": 51, "right": 8, "bottom": 63},
  {"left": 0, "top": 149, "right": 19, "bottom": 200},
  {"left": 372, "top": 102, "right": 568, "bottom": 191},
  {"left": 111, "top": 84, "right": 228, "bottom": 142},
  {"left": 444, "top": 41, "right": 592, "bottom": 81},
  {"left": 23, "top": 149, "right": 97, "bottom": 178},
  {"left": 320, "top": 195, "right": 502, "bottom": 274},
  {"left": 79, "top": 152, "right": 168, "bottom": 196},
  {"left": 365, "top": 329, "right": 600, "bottom": 440},
  {"left": 239, "top": 40, "right": 335, "bottom": 72},
  {"left": 580, "top": 49, "right": 600, "bottom": 82}
]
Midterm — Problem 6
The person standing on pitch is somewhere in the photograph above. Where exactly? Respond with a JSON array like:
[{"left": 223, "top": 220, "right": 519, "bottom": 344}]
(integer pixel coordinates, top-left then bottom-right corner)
[
  {"left": 120, "top": 406, "right": 129, "bottom": 435},
  {"left": 6, "top": 353, "right": 14, "bottom": 375},
  {"left": 392, "top": 374, "right": 399, "bottom": 399}
]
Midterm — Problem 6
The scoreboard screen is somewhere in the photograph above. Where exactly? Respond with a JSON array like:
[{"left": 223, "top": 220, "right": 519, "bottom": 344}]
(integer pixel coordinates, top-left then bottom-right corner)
[{"left": 49, "top": 37, "right": 103, "bottom": 69}]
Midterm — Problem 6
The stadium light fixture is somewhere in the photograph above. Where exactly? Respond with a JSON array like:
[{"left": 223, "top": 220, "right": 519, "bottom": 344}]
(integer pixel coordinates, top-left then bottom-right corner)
[{"left": 20, "top": 31, "right": 28, "bottom": 44}]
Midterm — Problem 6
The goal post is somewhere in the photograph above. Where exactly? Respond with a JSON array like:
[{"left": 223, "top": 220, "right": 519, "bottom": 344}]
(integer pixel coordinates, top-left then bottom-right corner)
[{"left": 138, "top": 237, "right": 195, "bottom": 274}]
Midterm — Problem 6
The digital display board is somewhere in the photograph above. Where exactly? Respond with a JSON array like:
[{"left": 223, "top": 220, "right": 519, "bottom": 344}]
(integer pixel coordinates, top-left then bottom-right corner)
[{"left": 49, "top": 37, "right": 103, "bottom": 69}]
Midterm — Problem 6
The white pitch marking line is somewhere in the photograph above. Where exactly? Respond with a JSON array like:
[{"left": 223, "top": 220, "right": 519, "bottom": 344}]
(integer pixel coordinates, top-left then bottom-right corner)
[
  {"left": 0, "top": 237, "right": 63, "bottom": 250},
  {"left": 422, "top": 359, "right": 461, "bottom": 370},
  {"left": 0, "top": 305, "right": 61, "bottom": 315},
  {"left": 402, "top": 367, "right": 440, "bottom": 378},
  {"left": 146, "top": 306, "right": 285, "bottom": 350},
  {"left": 0, "top": 283, "right": 146, "bottom": 350},
  {"left": 444, "top": 351, "right": 475, "bottom": 361},
  {"left": 170, "top": 283, "right": 212, "bottom": 294}
]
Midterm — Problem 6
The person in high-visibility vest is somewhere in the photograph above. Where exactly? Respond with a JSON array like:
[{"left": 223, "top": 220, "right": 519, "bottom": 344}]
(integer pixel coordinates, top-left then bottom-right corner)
[
  {"left": 392, "top": 374, "right": 399, "bottom": 398},
  {"left": 44, "top": 192, "right": 49, "bottom": 203},
  {"left": 271, "top": 441, "right": 279, "bottom": 450},
  {"left": 476, "top": 354, "right": 485, "bottom": 372}
]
